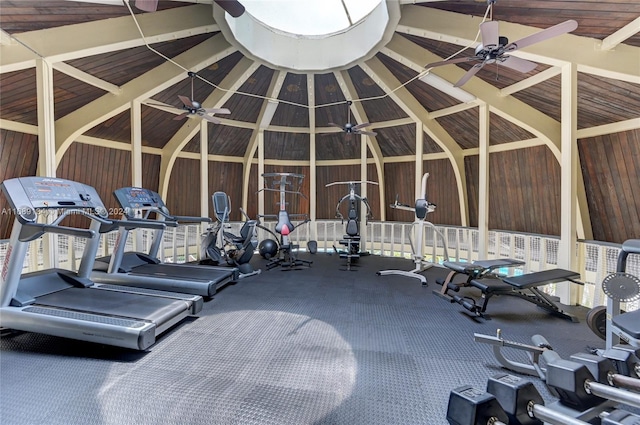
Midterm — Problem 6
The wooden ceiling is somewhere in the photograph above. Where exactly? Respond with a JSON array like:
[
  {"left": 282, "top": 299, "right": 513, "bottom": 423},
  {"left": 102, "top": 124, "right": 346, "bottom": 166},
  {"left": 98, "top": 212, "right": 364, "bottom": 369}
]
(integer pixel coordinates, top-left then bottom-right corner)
[{"left": 0, "top": 0, "right": 639, "bottom": 243}]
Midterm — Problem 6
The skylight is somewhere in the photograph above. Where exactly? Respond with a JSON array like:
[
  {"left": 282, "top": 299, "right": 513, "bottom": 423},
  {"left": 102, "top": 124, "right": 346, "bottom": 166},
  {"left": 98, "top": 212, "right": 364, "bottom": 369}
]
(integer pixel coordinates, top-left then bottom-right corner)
[{"left": 241, "top": 0, "right": 381, "bottom": 36}]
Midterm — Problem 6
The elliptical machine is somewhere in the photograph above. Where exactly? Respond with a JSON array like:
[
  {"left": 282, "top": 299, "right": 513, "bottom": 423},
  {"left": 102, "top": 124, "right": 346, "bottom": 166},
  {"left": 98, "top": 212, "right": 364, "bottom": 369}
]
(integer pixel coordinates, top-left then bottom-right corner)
[
  {"left": 200, "top": 192, "right": 261, "bottom": 278},
  {"left": 377, "top": 172, "right": 449, "bottom": 285},
  {"left": 325, "top": 180, "right": 377, "bottom": 271}
]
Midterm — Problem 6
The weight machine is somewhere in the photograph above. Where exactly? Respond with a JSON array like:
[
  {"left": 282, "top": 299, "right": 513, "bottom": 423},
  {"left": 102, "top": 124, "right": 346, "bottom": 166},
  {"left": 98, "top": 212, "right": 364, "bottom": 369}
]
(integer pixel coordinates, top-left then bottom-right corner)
[
  {"left": 325, "top": 180, "right": 377, "bottom": 271},
  {"left": 377, "top": 172, "right": 449, "bottom": 285},
  {"left": 258, "top": 172, "right": 313, "bottom": 270}
]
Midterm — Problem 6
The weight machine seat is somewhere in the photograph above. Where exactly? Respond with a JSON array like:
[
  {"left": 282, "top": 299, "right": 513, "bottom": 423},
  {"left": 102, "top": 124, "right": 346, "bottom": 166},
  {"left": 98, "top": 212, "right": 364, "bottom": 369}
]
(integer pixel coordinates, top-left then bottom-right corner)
[
  {"left": 437, "top": 258, "right": 525, "bottom": 286},
  {"left": 502, "top": 268, "right": 580, "bottom": 289},
  {"left": 469, "top": 278, "right": 514, "bottom": 293},
  {"left": 612, "top": 310, "right": 640, "bottom": 338}
]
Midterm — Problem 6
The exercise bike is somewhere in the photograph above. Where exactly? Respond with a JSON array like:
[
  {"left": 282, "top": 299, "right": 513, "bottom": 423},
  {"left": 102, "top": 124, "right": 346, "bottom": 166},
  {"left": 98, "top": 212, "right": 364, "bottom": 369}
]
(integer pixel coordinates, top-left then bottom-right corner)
[
  {"left": 200, "top": 191, "right": 261, "bottom": 278},
  {"left": 377, "top": 172, "right": 449, "bottom": 285},
  {"left": 325, "top": 180, "right": 377, "bottom": 271},
  {"left": 258, "top": 172, "right": 314, "bottom": 270}
]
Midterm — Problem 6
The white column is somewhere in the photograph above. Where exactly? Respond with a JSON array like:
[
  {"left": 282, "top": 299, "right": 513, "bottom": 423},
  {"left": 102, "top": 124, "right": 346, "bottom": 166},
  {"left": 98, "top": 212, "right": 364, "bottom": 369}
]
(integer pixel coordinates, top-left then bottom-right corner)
[
  {"left": 36, "top": 58, "right": 57, "bottom": 269},
  {"left": 130, "top": 100, "right": 144, "bottom": 251},
  {"left": 307, "top": 74, "right": 317, "bottom": 241},
  {"left": 477, "top": 102, "right": 490, "bottom": 259},
  {"left": 415, "top": 121, "right": 423, "bottom": 200},
  {"left": 200, "top": 120, "right": 209, "bottom": 218},
  {"left": 360, "top": 133, "right": 368, "bottom": 250},
  {"left": 558, "top": 62, "right": 578, "bottom": 305},
  {"left": 258, "top": 131, "right": 265, "bottom": 218}
]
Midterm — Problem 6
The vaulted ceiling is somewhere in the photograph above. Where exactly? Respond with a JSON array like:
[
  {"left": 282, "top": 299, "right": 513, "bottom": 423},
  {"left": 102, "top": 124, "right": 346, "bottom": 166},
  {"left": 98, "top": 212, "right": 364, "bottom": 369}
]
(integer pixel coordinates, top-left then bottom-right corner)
[{"left": 0, "top": 0, "right": 639, "bottom": 243}]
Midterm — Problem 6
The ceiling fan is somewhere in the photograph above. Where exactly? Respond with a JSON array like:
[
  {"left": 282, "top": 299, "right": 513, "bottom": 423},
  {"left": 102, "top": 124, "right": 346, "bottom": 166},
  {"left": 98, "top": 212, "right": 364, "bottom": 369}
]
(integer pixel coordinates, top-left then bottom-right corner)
[
  {"left": 148, "top": 72, "right": 230, "bottom": 124},
  {"left": 425, "top": 18, "right": 578, "bottom": 87},
  {"left": 327, "top": 101, "right": 377, "bottom": 140},
  {"left": 134, "top": 0, "right": 245, "bottom": 17}
]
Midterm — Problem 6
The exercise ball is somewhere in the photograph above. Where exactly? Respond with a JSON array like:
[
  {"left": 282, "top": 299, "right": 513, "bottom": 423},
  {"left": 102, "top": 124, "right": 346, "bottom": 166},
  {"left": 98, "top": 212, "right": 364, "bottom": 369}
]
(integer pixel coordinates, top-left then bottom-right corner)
[{"left": 258, "top": 239, "right": 278, "bottom": 259}]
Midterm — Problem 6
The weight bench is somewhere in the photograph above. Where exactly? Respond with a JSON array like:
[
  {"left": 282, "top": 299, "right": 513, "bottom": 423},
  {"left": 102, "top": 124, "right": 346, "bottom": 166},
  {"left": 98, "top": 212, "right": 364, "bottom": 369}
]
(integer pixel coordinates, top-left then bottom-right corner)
[
  {"left": 448, "top": 268, "right": 582, "bottom": 322},
  {"left": 434, "top": 258, "right": 525, "bottom": 301}
]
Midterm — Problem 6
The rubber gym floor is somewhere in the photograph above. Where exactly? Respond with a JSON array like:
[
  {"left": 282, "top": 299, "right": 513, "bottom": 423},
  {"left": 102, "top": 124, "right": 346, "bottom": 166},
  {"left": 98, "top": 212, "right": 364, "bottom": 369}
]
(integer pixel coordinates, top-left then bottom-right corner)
[{"left": 0, "top": 252, "right": 605, "bottom": 425}]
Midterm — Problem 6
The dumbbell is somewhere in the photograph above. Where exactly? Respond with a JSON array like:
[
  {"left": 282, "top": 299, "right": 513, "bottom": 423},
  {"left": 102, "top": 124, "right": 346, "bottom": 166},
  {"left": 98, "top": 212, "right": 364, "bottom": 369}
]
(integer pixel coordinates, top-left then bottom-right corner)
[
  {"left": 570, "top": 352, "right": 640, "bottom": 393},
  {"left": 601, "top": 346, "right": 640, "bottom": 378},
  {"left": 446, "top": 385, "right": 508, "bottom": 425},
  {"left": 487, "top": 373, "right": 591, "bottom": 425},
  {"left": 543, "top": 351, "right": 640, "bottom": 411}
]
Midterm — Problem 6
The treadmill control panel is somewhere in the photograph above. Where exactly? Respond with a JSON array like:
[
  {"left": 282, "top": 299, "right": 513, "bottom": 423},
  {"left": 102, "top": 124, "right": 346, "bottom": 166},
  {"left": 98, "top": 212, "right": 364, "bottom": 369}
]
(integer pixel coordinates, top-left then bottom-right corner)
[
  {"left": 1, "top": 177, "right": 106, "bottom": 212},
  {"left": 113, "top": 187, "right": 167, "bottom": 215}
]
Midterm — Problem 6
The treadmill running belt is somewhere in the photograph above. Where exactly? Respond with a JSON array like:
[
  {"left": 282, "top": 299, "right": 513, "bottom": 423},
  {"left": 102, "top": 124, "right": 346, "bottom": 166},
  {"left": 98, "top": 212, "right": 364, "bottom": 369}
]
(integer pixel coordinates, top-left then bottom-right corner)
[{"left": 131, "top": 264, "right": 232, "bottom": 283}]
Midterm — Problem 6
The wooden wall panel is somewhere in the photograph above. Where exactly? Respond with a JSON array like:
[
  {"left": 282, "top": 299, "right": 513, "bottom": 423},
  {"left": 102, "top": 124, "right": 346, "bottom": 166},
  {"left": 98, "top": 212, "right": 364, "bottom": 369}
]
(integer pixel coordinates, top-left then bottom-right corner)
[
  {"left": 423, "top": 159, "right": 462, "bottom": 226},
  {"left": 579, "top": 130, "right": 640, "bottom": 243},
  {"left": 384, "top": 162, "right": 416, "bottom": 222},
  {"left": 142, "top": 153, "right": 161, "bottom": 193},
  {"left": 207, "top": 161, "right": 244, "bottom": 221},
  {"left": 465, "top": 145, "right": 561, "bottom": 235},
  {"left": 166, "top": 158, "right": 200, "bottom": 217},
  {"left": 0, "top": 130, "right": 39, "bottom": 239}
]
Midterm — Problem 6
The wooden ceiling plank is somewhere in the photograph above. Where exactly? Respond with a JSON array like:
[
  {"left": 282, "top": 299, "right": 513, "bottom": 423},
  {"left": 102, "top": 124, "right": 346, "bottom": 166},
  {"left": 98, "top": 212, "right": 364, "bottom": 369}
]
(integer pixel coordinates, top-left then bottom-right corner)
[
  {"left": 599, "top": 16, "right": 640, "bottom": 51},
  {"left": 159, "top": 56, "right": 259, "bottom": 198},
  {"left": 1, "top": 4, "right": 218, "bottom": 72},
  {"left": 53, "top": 62, "right": 121, "bottom": 94},
  {"left": 55, "top": 34, "right": 235, "bottom": 164},
  {"left": 397, "top": 6, "right": 640, "bottom": 84},
  {"left": 361, "top": 55, "right": 469, "bottom": 226}
]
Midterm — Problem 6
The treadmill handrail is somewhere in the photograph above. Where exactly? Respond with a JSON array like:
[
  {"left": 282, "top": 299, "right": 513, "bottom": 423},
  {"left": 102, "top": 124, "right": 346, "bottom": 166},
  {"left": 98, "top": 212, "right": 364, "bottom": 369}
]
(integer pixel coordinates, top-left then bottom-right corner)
[
  {"left": 102, "top": 218, "right": 166, "bottom": 233},
  {"left": 172, "top": 215, "right": 212, "bottom": 224},
  {"left": 20, "top": 223, "right": 95, "bottom": 242}
]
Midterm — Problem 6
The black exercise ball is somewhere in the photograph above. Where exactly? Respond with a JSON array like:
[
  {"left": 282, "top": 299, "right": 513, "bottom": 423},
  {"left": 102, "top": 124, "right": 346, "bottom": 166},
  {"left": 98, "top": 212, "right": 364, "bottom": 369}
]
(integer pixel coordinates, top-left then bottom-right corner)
[{"left": 258, "top": 239, "right": 278, "bottom": 259}]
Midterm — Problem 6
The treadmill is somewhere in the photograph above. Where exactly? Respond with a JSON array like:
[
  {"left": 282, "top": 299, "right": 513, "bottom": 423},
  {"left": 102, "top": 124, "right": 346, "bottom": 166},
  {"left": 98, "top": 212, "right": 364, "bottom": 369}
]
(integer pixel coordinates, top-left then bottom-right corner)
[
  {"left": 91, "top": 187, "right": 238, "bottom": 297},
  {"left": 0, "top": 177, "right": 203, "bottom": 350}
]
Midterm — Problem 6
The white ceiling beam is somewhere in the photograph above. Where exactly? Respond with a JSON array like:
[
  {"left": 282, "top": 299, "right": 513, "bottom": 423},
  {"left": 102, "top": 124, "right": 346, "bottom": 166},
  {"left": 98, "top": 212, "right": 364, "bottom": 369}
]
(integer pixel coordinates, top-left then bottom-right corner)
[
  {"left": 1, "top": 29, "right": 15, "bottom": 46},
  {"left": 0, "top": 4, "right": 218, "bottom": 73},
  {"left": 53, "top": 62, "right": 121, "bottom": 94},
  {"left": 55, "top": 34, "right": 236, "bottom": 164},
  {"left": 428, "top": 103, "right": 477, "bottom": 119},
  {"left": 599, "top": 17, "right": 640, "bottom": 51},
  {"left": 576, "top": 118, "right": 640, "bottom": 139},
  {"left": 499, "top": 67, "right": 562, "bottom": 97},
  {"left": 397, "top": 6, "right": 640, "bottom": 84}
]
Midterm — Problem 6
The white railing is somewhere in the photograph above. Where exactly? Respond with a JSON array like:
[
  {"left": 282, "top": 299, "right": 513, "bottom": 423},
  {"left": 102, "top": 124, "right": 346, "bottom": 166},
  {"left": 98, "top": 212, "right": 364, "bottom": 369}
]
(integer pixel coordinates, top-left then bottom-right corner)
[{"left": 1, "top": 221, "right": 638, "bottom": 311}]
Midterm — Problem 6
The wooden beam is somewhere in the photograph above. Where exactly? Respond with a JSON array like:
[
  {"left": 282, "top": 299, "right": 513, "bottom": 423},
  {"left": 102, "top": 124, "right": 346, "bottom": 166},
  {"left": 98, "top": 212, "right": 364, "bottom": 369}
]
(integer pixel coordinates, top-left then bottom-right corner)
[
  {"left": 53, "top": 62, "right": 121, "bottom": 94},
  {"left": 0, "top": 5, "right": 218, "bottom": 73},
  {"left": 599, "top": 17, "right": 640, "bottom": 51}
]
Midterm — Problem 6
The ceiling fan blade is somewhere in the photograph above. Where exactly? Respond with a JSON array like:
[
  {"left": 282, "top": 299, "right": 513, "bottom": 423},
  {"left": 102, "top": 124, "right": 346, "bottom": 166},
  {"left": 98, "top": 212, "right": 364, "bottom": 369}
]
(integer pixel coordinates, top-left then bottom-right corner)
[
  {"left": 201, "top": 107, "right": 231, "bottom": 114},
  {"left": 352, "top": 122, "right": 372, "bottom": 130},
  {"left": 173, "top": 112, "right": 189, "bottom": 120},
  {"left": 200, "top": 114, "right": 221, "bottom": 125},
  {"left": 453, "top": 62, "right": 485, "bottom": 87},
  {"left": 500, "top": 55, "right": 538, "bottom": 73},
  {"left": 356, "top": 130, "right": 377, "bottom": 137},
  {"left": 328, "top": 122, "right": 345, "bottom": 129},
  {"left": 214, "top": 0, "right": 245, "bottom": 18},
  {"left": 480, "top": 20, "right": 499, "bottom": 48},
  {"left": 505, "top": 19, "right": 578, "bottom": 52},
  {"left": 178, "top": 95, "right": 195, "bottom": 109},
  {"left": 425, "top": 56, "right": 479, "bottom": 69},
  {"left": 134, "top": 0, "right": 158, "bottom": 12}
]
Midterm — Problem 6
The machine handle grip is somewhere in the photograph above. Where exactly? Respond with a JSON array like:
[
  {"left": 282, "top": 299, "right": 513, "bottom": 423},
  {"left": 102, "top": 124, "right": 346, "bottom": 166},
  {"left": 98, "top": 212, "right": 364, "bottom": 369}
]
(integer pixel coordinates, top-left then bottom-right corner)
[
  {"left": 173, "top": 215, "right": 212, "bottom": 223},
  {"left": 108, "top": 219, "right": 167, "bottom": 232},
  {"left": 41, "top": 224, "right": 95, "bottom": 239}
]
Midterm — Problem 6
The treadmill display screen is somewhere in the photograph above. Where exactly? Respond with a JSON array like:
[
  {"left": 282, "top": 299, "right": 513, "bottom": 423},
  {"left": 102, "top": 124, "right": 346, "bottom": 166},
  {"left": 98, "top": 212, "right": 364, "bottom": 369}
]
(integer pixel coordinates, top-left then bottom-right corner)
[
  {"left": 124, "top": 188, "right": 157, "bottom": 208},
  {"left": 24, "top": 179, "right": 81, "bottom": 202}
]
